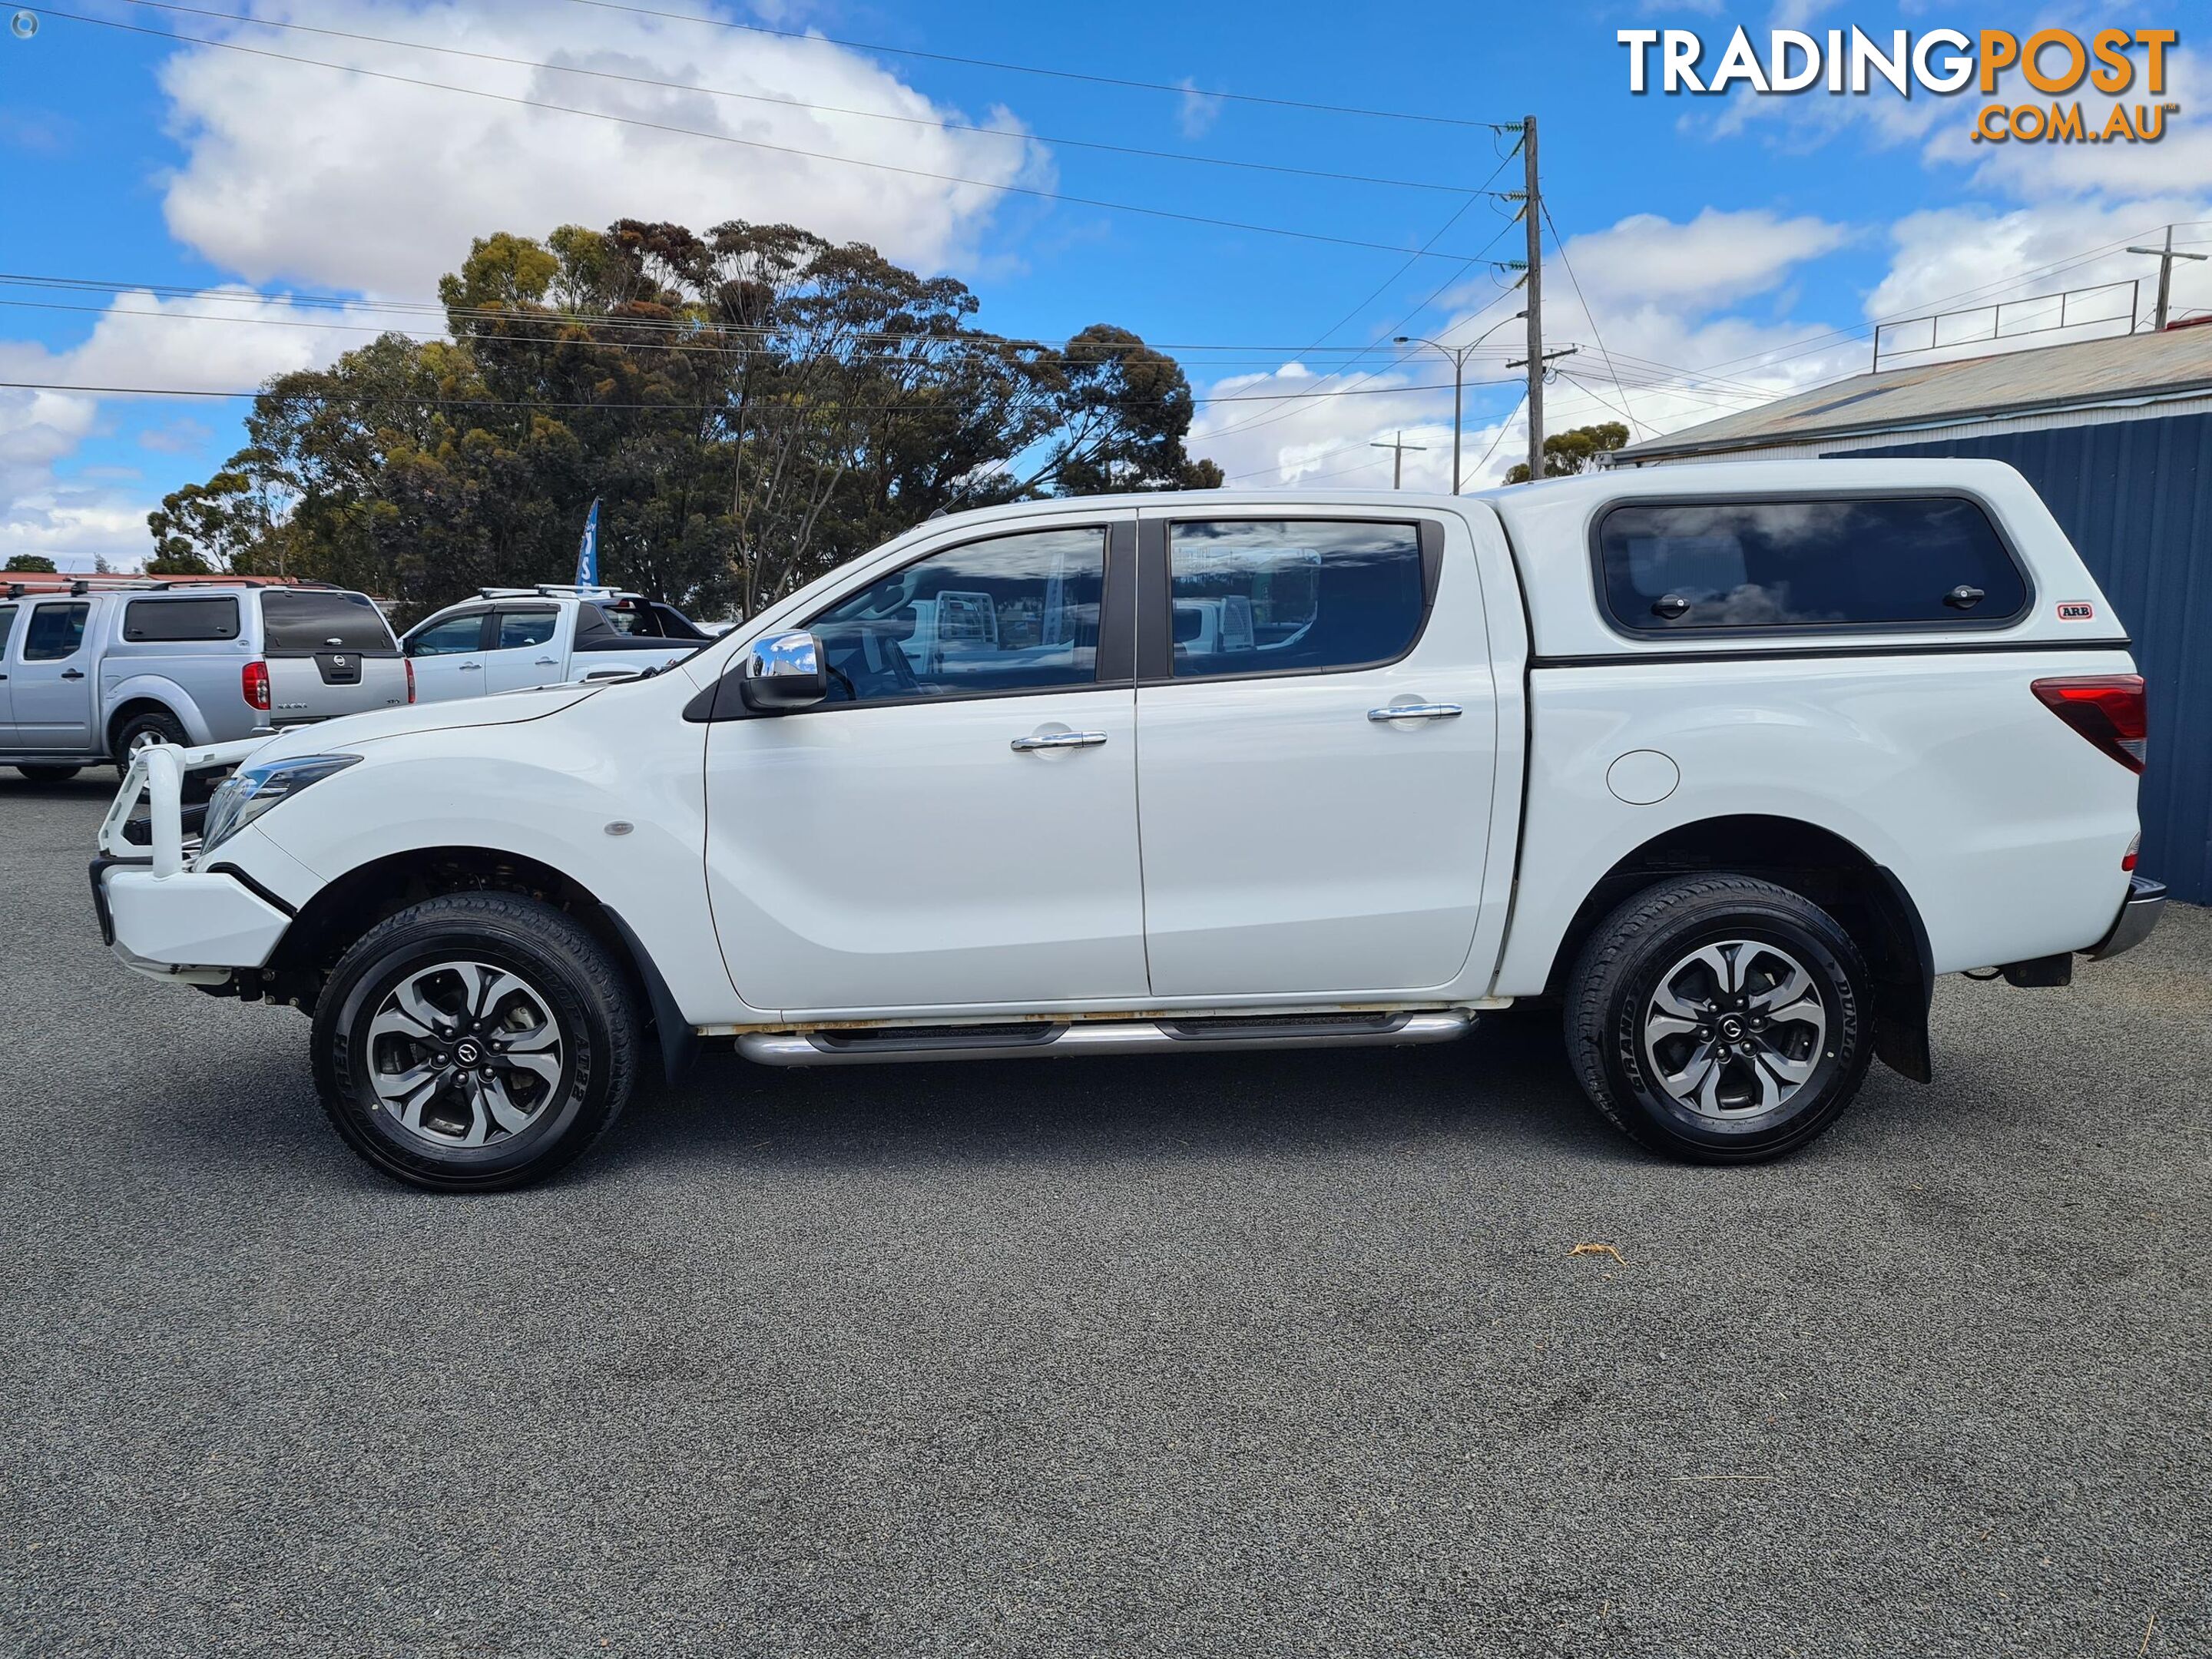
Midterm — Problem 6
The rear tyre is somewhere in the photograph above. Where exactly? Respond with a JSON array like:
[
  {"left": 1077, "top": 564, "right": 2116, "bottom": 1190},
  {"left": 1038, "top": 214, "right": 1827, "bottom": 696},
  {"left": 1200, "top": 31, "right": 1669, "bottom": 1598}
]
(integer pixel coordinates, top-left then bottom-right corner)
[
  {"left": 110, "top": 708, "right": 223, "bottom": 801},
  {"left": 15, "top": 764, "right": 81, "bottom": 783},
  {"left": 312, "top": 892, "right": 641, "bottom": 1192},
  {"left": 1565, "top": 876, "right": 1871, "bottom": 1164},
  {"left": 112, "top": 708, "right": 188, "bottom": 770}
]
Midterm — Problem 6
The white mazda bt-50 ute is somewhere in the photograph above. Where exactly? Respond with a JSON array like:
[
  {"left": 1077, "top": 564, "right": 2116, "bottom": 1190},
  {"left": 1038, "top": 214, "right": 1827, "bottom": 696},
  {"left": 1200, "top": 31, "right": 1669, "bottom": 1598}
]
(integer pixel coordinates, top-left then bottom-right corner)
[{"left": 92, "top": 460, "right": 2166, "bottom": 1190}]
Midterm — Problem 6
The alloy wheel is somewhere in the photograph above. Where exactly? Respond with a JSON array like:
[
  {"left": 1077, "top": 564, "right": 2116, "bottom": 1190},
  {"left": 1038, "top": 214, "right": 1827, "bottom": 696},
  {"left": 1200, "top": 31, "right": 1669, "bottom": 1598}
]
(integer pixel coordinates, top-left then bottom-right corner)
[
  {"left": 366, "top": 960, "right": 565, "bottom": 1148},
  {"left": 1641, "top": 939, "right": 1827, "bottom": 1121}
]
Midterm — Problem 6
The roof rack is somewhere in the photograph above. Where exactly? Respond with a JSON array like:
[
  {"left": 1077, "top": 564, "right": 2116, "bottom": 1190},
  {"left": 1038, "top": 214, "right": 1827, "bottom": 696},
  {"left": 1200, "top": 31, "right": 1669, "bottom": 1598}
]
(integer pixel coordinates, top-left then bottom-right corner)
[
  {"left": 146, "top": 575, "right": 342, "bottom": 591},
  {"left": 478, "top": 583, "right": 631, "bottom": 600},
  {"left": 2, "top": 572, "right": 346, "bottom": 598}
]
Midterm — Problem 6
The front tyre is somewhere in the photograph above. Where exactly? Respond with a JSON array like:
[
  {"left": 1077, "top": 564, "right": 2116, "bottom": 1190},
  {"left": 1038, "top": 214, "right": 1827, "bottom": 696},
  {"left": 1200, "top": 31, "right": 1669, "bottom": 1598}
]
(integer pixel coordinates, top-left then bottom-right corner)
[
  {"left": 313, "top": 892, "right": 641, "bottom": 1191},
  {"left": 1565, "top": 876, "right": 1871, "bottom": 1164}
]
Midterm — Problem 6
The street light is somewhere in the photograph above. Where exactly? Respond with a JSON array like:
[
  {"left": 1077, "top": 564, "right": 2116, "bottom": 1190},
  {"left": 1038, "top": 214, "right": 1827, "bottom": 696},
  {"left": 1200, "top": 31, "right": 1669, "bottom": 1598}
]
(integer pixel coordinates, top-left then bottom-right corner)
[{"left": 1396, "top": 312, "right": 1525, "bottom": 494}]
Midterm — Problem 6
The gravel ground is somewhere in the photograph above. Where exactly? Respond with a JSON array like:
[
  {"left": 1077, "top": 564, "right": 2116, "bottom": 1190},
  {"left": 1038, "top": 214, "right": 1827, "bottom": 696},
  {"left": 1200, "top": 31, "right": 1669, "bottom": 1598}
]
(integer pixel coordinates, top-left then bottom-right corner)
[{"left": 2, "top": 772, "right": 2207, "bottom": 1658}]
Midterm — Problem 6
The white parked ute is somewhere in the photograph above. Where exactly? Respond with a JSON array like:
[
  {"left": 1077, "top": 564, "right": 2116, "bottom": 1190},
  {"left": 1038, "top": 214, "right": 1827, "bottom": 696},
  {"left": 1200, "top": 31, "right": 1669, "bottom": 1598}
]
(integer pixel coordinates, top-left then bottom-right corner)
[
  {"left": 401, "top": 585, "right": 713, "bottom": 702},
  {"left": 92, "top": 460, "right": 2166, "bottom": 1191}
]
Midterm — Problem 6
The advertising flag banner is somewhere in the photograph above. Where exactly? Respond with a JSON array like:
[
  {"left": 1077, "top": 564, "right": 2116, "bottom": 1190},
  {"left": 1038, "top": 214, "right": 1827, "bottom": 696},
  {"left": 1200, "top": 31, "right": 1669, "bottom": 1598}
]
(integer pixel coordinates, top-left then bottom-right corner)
[{"left": 576, "top": 498, "right": 601, "bottom": 588}]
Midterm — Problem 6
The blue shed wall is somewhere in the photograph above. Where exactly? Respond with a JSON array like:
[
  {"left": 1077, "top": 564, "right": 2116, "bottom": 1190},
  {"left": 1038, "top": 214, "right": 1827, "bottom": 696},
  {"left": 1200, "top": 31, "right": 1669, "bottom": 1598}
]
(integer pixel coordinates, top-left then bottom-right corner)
[{"left": 1845, "top": 416, "right": 2212, "bottom": 903}]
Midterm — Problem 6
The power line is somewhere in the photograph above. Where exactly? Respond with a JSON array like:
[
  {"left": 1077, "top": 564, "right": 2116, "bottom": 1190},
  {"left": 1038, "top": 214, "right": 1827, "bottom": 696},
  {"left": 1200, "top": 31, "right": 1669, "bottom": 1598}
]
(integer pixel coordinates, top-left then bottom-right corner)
[
  {"left": 0, "top": 293, "right": 1532, "bottom": 373},
  {"left": 1202, "top": 259, "right": 1525, "bottom": 444},
  {"left": 0, "top": 269, "right": 1551, "bottom": 355},
  {"left": 1155, "top": 131, "right": 1526, "bottom": 445},
  {"left": 558, "top": 0, "right": 1517, "bottom": 131},
  {"left": 0, "top": 374, "right": 1506, "bottom": 407},
  {"left": 1199, "top": 182, "right": 1528, "bottom": 445},
  {"left": 0, "top": 285, "right": 1589, "bottom": 390},
  {"left": 41, "top": 9, "right": 1520, "bottom": 269},
  {"left": 1555, "top": 372, "right": 1644, "bottom": 429},
  {"left": 111, "top": 0, "right": 1492, "bottom": 199},
  {"left": 1681, "top": 228, "right": 2177, "bottom": 380},
  {"left": 1471, "top": 392, "right": 1526, "bottom": 479},
  {"left": 1550, "top": 359, "right": 1773, "bottom": 415},
  {"left": 1540, "top": 200, "right": 1641, "bottom": 439}
]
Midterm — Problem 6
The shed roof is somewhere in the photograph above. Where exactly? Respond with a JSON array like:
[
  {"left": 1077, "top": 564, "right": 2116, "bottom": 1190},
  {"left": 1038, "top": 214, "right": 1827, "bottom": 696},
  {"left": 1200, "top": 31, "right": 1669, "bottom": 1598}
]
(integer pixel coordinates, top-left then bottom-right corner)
[{"left": 1618, "top": 324, "right": 2212, "bottom": 461}]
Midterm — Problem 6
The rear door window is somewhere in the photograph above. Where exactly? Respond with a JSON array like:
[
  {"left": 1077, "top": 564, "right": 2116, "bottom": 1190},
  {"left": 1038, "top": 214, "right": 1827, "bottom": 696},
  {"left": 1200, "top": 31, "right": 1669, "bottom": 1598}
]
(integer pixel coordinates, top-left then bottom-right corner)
[
  {"left": 0, "top": 605, "right": 14, "bottom": 659},
  {"left": 495, "top": 608, "right": 559, "bottom": 649},
  {"left": 24, "top": 602, "right": 89, "bottom": 661},
  {"left": 122, "top": 597, "right": 240, "bottom": 643},
  {"left": 1597, "top": 496, "right": 2031, "bottom": 634},
  {"left": 259, "top": 589, "right": 396, "bottom": 654},
  {"left": 1163, "top": 519, "right": 1428, "bottom": 680}
]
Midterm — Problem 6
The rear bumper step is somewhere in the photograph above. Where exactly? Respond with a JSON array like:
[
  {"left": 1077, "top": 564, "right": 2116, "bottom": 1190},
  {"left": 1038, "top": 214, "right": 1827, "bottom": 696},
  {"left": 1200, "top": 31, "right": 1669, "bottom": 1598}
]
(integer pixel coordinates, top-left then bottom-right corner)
[{"left": 737, "top": 1009, "right": 1473, "bottom": 1067}]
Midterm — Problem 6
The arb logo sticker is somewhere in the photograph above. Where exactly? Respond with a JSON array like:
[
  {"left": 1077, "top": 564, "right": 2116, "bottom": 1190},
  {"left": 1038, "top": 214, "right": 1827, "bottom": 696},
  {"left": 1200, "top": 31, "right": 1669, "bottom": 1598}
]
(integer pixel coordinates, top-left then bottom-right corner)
[{"left": 2057, "top": 601, "right": 2097, "bottom": 621}]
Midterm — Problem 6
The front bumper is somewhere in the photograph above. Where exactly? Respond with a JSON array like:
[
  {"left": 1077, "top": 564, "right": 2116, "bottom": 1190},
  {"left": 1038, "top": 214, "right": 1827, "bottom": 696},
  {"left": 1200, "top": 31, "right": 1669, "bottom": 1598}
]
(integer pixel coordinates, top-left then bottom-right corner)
[
  {"left": 2084, "top": 874, "right": 2167, "bottom": 962},
  {"left": 93, "top": 739, "right": 289, "bottom": 979},
  {"left": 95, "top": 861, "right": 291, "bottom": 972}
]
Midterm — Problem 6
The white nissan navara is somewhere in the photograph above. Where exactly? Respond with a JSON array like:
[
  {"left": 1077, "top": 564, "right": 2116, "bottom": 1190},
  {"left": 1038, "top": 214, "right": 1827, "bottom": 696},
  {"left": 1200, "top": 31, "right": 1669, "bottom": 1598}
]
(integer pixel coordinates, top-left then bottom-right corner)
[{"left": 92, "top": 460, "right": 2166, "bottom": 1190}]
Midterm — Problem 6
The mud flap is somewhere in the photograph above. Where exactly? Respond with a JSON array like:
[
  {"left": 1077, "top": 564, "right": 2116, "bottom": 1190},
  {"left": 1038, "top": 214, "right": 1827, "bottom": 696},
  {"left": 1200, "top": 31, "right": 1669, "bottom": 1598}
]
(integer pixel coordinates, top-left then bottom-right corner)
[
  {"left": 1869, "top": 866, "right": 1935, "bottom": 1084},
  {"left": 603, "top": 907, "right": 699, "bottom": 1084}
]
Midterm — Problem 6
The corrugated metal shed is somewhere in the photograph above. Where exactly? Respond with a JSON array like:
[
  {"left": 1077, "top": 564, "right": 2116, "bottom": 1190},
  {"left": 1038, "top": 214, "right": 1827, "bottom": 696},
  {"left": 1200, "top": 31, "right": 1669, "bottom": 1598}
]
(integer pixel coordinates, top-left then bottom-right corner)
[
  {"left": 1846, "top": 416, "right": 2212, "bottom": 906},
  {"left": 1618, "top": 326, "right": 2212, "bottom": 462}
]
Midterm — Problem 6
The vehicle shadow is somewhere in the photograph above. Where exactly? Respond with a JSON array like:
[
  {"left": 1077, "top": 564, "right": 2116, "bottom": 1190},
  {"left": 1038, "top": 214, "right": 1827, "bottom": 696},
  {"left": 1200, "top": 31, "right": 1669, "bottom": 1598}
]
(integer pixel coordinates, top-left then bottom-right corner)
[
  {"left": 589, "top": 1008, "right": 1636, "bottom": 1183},
  {"left": 0, "top": 770, "right": 124, "bottom": 800}
]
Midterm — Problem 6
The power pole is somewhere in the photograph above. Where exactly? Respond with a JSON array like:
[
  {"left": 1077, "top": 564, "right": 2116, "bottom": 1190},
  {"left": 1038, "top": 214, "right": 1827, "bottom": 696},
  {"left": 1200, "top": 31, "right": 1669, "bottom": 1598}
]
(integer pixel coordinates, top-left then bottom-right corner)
[
  {"left": 1522, "top": 113, "right": 1544, "bottom": 484},
  {"left": 1370, "top": 431, "right": 1427, "bottom": 489},
  {"left": 2127, "top": 226, "right": 2209, "bottom": 330}
]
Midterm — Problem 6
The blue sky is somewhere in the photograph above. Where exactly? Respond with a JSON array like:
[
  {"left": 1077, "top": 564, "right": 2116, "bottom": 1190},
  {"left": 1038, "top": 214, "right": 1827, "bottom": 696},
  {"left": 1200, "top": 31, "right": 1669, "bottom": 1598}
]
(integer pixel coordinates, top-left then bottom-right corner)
[{"left": 2, "top": 0, "right": 2206, "bottom": 568}]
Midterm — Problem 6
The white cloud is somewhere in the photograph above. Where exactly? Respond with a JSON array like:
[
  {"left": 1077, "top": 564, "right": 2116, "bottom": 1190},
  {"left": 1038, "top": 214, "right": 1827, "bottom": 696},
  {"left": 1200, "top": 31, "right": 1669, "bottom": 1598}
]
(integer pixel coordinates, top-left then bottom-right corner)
[
  {"left": 1208, "top": 31, "right": 2212, "bottom": 489},
  {"left": 1174, "top": 79, "right": 1223, "bottom": 140},
  {"left": 1186, "top": 207, "right": 1870, "bottom": 491},
  {"left": 153, "top": 0, "right": 1049, "bottom": 294},
  {"left": 1942, "top": 42, "right": 2212, "bottom": 204},
  {"left": 6, "top": 2, "right": 1052, "bottom": 565},
  {"left": 1553, "top": 207, "right": 1853, "bottom": 310},
  {"left": 0, "top": 387, "right": 117, "bottom": 568},
  {"left": 0, "top": 289, "right": 387, "bottom": 567},
  {"left": 1190, "top": 363, "right": 1469, "bottom": 493},
  {"left": 33, "top": 287, "right": 388, "bottom": 392}
]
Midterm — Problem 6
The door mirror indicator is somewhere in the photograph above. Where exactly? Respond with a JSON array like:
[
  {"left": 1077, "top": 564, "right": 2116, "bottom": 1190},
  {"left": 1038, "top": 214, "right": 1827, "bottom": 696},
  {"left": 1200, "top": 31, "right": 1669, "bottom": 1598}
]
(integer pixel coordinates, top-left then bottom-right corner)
[{"left": 738, "top": 630, "right": 829, "bottom": 713}]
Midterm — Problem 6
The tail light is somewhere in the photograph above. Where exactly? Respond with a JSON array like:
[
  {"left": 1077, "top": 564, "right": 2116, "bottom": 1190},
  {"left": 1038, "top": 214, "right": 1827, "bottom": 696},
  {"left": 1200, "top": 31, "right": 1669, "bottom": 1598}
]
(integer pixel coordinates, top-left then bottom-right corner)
[
  {"left": 2032, "top": 675, "right": 2146, "bottom": 773},
  {"left": 2123, "top": 832, "right": 2141, "bottom": 873},
  {"left": 404, "top": 657, "right": 416, "bottom": 704},
  {"left": 242, "top": 660, "right": 270, "bottom": 711}
]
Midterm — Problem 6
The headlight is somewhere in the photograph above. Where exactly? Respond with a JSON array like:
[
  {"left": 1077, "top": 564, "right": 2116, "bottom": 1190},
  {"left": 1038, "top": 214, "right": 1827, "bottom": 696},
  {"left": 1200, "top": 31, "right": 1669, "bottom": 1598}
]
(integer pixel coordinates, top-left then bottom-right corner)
[{"left": 199, "top": 754, "right": 361, "bottom": 858}]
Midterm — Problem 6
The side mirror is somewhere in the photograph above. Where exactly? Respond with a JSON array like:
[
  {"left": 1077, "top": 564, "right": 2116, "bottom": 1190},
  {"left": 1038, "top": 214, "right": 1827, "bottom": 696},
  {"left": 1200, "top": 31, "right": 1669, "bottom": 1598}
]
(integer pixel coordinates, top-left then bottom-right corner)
[{"left": 738, "top": 629, "right": 828, "bottom": 712}]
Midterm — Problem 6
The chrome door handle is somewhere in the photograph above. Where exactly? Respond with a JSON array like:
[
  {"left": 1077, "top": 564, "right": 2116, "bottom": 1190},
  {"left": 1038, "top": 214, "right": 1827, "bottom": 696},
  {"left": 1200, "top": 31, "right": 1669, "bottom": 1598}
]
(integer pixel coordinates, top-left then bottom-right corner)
[
  {"left": 1368, "top": 703, "right": 1461, "bottom": 722},
  {"left": 535, "top": 657, "right": 558, "bottom": 665},
  {"left": 458, "top": 661, "right": 482, "bottom": 671},
  {"left": 1011, "top": 730, "right": 1108, "bottom": 752}
]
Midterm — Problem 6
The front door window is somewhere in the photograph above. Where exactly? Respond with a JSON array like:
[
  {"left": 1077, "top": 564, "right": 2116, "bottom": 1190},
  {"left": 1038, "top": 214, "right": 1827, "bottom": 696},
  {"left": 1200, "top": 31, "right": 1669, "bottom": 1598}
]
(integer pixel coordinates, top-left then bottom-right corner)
[{"left": 809, "top": 526, "right": 1108, "bottom": 704}]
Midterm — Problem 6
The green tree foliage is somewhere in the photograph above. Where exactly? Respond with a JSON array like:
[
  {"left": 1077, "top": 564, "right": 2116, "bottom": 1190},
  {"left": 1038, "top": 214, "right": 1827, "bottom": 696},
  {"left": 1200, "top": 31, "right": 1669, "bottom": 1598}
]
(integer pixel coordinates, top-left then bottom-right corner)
[
  {"left": 3, "top": 554, "right": 58, "bottom": 572},
  {"left": 1504, "top": 421, "right": 1629, "bottom": 485},
  {"left": 150, "top": 220, "right": 1221, "bottom": 621}
]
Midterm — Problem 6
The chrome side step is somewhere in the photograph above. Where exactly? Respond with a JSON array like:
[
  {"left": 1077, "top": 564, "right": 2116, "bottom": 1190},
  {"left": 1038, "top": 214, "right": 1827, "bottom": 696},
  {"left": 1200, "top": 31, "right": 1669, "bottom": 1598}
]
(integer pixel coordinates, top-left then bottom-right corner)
[{"left": 736, "top": 1009, "right": 1473, "bottom": 1068}]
